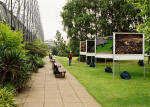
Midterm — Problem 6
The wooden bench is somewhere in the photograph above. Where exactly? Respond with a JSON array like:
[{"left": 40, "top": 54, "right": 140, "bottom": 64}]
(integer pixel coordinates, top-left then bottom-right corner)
[
  {"left": 52, "top": 60, "right": 66, "bottom": 78},
  {"left": 50, "top": 55, "right": 54, "bottom": 62}
]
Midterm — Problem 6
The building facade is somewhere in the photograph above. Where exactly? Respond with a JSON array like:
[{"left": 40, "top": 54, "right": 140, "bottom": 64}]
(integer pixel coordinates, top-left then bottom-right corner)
[{"left": 0, "top": 0, "right": 44, "bottom": 42}]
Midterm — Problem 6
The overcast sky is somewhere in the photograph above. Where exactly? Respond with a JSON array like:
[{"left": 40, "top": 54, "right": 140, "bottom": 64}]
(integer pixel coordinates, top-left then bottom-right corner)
[{"left": 37, "top": 0, "right": 67, "bottom": 41}]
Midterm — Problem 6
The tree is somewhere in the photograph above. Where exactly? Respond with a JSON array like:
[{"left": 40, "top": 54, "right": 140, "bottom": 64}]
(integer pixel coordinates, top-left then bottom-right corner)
[
  {"left": 52, "top": 46, "right": 58, "bottom": 55},
  {"left": 61, "top": 0, "right": 141, "bottom": 55},
  {"left": 54, "top": 30, "right": 69, "bottom": 56},
  {"left": 68, "top": 37, "right": 79, "bottom": 56},
  {"left": 136, "top": 0, "right": 150, "bottom": 54},
  {"left": 0, "top": 21, "right": 23, "bottom": 51},
  {"left": 54, "top": 30, "right": 64, "bottom": 46}
]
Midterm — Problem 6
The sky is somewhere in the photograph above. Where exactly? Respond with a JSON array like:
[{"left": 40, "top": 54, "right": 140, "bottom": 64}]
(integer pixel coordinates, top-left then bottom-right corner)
[{"left": 37, "top": 0, "right": 67, "bottom": 41}]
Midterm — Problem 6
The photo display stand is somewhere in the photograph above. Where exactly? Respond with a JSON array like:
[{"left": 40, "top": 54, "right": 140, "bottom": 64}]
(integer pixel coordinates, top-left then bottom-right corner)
[
  {"left": 86, "top": 40, "right": 95, "bottom": 64},
  {"left": 113, "top": 32, "right": 145, "bottom": 79},
  {"left": 79, "top": 41, "right": 87, "bottom": 62},
  {"left": 80, "top": 41, "right": 86, "bottom": 55},
  {"left": 95, "top": 36, "right": 113, "bottom": 67}
]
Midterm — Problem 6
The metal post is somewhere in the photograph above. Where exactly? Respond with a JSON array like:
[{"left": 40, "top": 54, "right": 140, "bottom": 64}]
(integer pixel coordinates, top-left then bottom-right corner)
[
  {"left": 144, "top": 59, "right": 146, "bottom": 78},
  {"left": 119, "top": 61, "right": 120, "bottom": 73},
  {"left": 105, "top": 58, "right": 107, "bottom": 67},
  {"left": 86, "top": 55, "right": 87, "bottom": 64},
  {"left": 113, "top": 59, "right": 115, "bottom": 80}
]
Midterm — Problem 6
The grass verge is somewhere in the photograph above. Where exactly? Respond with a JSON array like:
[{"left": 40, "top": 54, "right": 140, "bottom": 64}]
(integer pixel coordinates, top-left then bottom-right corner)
[{"left": 56, "top": 56, "right": 150, "bottom": 107}]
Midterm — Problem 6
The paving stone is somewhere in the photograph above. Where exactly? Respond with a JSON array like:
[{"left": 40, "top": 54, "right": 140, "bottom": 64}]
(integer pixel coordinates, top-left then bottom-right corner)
[
  {"left": 64, "top": 102, "right": 85, "bottom": 107},
  {"left": 23, "top": 102, "right": 44, "bottom": 107},
  {"left": 44, "top": 102, "right": 64, "bottom": 107}
]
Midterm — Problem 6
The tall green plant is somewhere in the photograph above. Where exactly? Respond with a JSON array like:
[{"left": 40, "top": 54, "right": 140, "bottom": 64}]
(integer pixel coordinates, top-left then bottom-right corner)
[
  {"left": 0, "top": 47, "right": 31, "bottom": 89},
  {"left": 0, "top": 21, "right": 24, "bottom": 51},
  {"left": 25, "top": 41, "right": 48, "bottom": 58},
  {"left": 28, "top": 54, "right": 44, "bottom": 73},
  {"left": 137, "top": 0, "right": 150, "bottom": 53},
  {"left": 0, "top": 86, "right": 17, "bottom": 107}
]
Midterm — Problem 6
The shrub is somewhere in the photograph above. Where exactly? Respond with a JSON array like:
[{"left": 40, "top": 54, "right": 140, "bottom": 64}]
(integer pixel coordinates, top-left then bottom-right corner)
[
  {"left": 0, "top": 21, "right": 24, "bottom": 51},
  {"left": 28, "top": 54, "right": 44, "bottom": 73},
  {"left": 0, "top": 83, "right": 17, "bottom": 95},
  {"left": 0, "top": 47, "right": 31, "bottom": 90},
  {"left": 52, "top": 46, "right": 58, "bottom": 55},
  {"left": 25, "top": 42, "right": 47, "bottom": 58},
  {"left": 36, "top": 57, "right": 44, "bottom": 68},
  {"left": 0, "top": 85, "right": 17, "bottom": 107},
  {"left": 0, "top": 47, "right": 25, "bottom": 82},
  {"left": 34, "top": 39, "right": 49, "bottom": 52},
  {"left": 11, "top": 64, "right": 31, "bottom": 90}
]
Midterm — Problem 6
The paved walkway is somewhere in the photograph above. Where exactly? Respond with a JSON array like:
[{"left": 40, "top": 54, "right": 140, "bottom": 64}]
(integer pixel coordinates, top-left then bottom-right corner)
[{"left": 16, "top": 56, "right": 101, "bottom": 107}]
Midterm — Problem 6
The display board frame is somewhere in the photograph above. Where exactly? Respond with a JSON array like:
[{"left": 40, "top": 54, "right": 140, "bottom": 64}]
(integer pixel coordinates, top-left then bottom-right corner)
[
  {"left": 113, "top": 32, "right": 145, "bottom": 60},
  {"left": 80, "top": 41, "right": 86, "bottom": 55},
  {"left": 86, "top": 40, "right": 95, "bottom": 56}
]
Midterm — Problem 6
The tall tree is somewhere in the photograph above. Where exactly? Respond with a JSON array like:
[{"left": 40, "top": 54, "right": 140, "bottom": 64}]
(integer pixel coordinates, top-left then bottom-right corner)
[
  {"left": 137, "top": 0, "right": 150, "bottom": 53},
  {"left": 61, "top": 0, "right": 141, "bottom": 55},
  {"left": 54, "top": 30, "right": 69, "bottom": 56},
  {"left": 61, "top": 0, "right": 140, "bottom": 39}
]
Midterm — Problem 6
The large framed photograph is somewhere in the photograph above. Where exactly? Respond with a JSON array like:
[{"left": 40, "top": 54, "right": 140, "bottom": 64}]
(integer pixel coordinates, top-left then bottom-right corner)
[
  {"left": 96, "top": 37, "right": 113, "bottom": 54},
  {"left": 80, "top": 41, "right": 86, "bottom": 55},
  {"left": 95, "top": 37, "right": 113, "bottom": 58},
  {"left": 86, "top": 40, "right": 95, "bottom": 56},
  {"left": 113, "top": 32, "right": 144, "bottom": 60}
]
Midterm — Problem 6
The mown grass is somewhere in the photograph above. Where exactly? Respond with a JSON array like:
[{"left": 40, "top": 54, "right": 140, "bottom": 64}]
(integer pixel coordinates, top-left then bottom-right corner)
[{"left": 56, "top": 56, "right": 150, "bottom": 107}]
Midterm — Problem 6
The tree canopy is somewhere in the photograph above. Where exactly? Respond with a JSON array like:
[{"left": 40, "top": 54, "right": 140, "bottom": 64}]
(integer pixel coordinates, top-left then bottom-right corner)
[
  {"left": 61, "top": 0, "right": 141, "bottom": 40},
  {"left": 61, "top": 0, "right": 142, "bottom": 55}
]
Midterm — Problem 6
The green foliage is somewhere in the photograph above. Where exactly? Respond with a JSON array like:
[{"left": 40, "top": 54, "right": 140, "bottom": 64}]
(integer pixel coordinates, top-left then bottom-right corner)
[
  {"left": 68, "top": 37, "right": 79, "bottom": 56},
  {"left": 35, "top": 56, "right": 44, "bottom": 68},
  {"left": 25, "top": 42, "right": 47, "bottom": 58},
  {"left": 0, "top": 83, "right": 17, "bottom": 95},
  {"left": 79, "top": 55, "right": 86, "bottom": 62},
  {"left": 0, "top": 47, "right": 25, "bottom": 82},
  {"left": 54, "top": 30, "right": 70, "bottom": 56},
  {"left": 0, "top": 47, "right": 31, "bottom": 90},
  {"left": 11, "top": 62, "right": 31, "bottom": 90},
  {"left": 62, "top": 0, "right": 141, "bottom": 55},
  {"left": 34, "top": 39, "right": 49, "bottom": 53},
  {"left": 0, "top": 85, "right": 17, "bottom": 107},
  {"left": 137, "top": 0, "right": 150, "bottom": 54},
  {"left": 0, "top": 21, "right": 24, "bottom": 51},
  {"left": 28, "top": 54, "right": 44, "bottom": 73},
  {"left": 52, "top": 46, "right": 58, "bottom": 55},
  {"left": 62, "top": 0, "right": 140, "bottom": 38}
]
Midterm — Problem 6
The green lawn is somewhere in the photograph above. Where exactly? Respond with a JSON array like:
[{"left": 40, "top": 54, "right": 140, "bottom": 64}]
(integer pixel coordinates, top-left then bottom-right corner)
[
  {"left": 56, "top": 56, "right": 150, "bottom": 107},
  {"left": 96, "top": 39, "right": 113, "bottom": 53}
]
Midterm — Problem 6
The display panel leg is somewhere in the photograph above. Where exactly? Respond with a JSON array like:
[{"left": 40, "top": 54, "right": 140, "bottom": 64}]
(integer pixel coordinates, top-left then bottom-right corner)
[
  {"left": 144, "top": 59, "right": 146, "bottom": 78},
  {"left": 79, "top": 55, "right": 80, "bottom": 63},
  {"left": 116, "top": 61, "right": 118, "bottom": 76},
  {"left": 119, "top": 61, "right": 120, "bottom": 74},
  {"left": 95, "top": 57, "right": 96, "bottom": 67},
  {"left": 113, "top": 59, "right": 115, "bottom": 80},
  {"left": 86, "top": 56, "right": 87, "bottom": 64},
  {"left": 105, "top": 58, "right": 107, "bottom": 67}
]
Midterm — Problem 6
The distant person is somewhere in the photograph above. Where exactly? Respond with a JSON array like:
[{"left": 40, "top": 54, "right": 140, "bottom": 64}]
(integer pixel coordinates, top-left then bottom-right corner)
[{"left": 68, "top": 51, "right": 72, "bottom": 66}]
